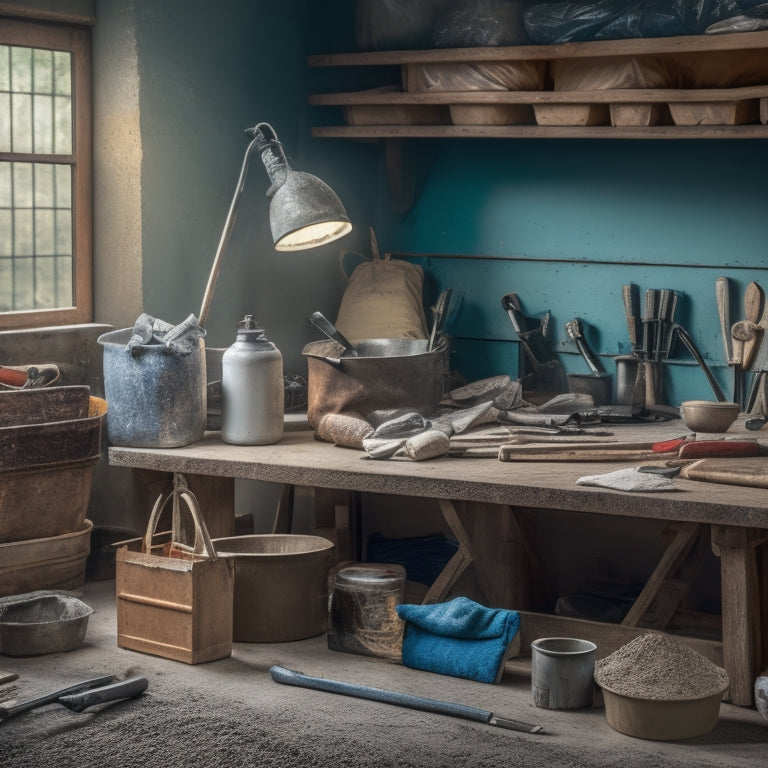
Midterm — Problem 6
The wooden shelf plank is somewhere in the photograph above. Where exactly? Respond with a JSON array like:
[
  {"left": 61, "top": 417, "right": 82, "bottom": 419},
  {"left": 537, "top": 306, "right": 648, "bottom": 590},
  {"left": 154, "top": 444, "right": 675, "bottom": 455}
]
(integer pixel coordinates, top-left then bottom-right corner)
[
  {"left": 311, "top": 124, "right": 768, "bottom": 139},
  {"left": 311, "top": 85, "right": 768, "bottom": 106},
  {"left": 309, "top": 30, "right": 768, "bottom": 67}
]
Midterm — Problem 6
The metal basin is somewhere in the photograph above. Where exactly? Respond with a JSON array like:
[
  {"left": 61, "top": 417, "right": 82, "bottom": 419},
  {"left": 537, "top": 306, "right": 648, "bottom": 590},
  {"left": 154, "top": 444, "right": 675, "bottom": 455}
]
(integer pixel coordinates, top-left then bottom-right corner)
[
  {"left": 0, "top": 590, "right": 93, "bottom": 656},
  {"left": 352, "top": 338, "right": 429, "bottom": 357}
]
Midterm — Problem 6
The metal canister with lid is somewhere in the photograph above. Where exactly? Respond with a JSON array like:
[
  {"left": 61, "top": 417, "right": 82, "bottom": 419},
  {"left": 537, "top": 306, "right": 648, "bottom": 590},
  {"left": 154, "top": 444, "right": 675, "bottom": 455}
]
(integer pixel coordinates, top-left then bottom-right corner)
[
  {"left": 221, "top": 315, "right": 283, "bottom": 445},
  {"left": 327, "top": 563, "right": 406, "bottom": 659}
]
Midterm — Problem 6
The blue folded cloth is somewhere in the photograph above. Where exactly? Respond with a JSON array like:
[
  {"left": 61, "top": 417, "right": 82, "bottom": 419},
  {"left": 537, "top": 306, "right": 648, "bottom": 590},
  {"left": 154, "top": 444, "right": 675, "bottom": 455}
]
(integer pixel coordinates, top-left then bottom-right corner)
[{"left": 396, "top": 597, "right": 520, "bottom": 684}]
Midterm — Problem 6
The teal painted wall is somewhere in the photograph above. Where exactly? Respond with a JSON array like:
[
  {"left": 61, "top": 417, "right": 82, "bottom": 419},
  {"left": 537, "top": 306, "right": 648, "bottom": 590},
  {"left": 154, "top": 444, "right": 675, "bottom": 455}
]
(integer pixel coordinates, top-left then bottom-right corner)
[
  {"left": 128, "top": 0, "right": 378, "bottom": 372},
  {"left": 371, "top": 138, "right": 768, "bottom": 405}
]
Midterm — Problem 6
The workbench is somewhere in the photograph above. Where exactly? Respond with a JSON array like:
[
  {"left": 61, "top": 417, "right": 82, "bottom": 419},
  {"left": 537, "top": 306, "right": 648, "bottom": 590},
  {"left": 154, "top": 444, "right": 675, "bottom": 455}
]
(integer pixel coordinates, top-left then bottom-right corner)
[{"left": 108, "top": 417, "right": 768, "bottom": 707}]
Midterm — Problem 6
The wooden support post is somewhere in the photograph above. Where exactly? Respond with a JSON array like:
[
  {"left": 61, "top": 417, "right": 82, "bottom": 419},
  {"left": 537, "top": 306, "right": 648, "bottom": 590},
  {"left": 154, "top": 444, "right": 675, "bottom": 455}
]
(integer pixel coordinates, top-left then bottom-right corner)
[
  {"left": 422, "top": 500, "right": 526, "bottom": 609},
  {"left": 621, "top": 522, "right": 701, "bottom": 629},
  {"left": 711, "top": 525, "right": 768, "bottom": 706}
]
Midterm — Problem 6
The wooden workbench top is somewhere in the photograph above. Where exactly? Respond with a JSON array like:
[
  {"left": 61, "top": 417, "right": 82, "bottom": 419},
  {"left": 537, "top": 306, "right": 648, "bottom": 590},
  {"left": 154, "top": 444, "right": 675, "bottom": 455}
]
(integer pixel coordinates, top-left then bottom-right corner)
[{"left": 109, "top": 416, "right": 768, "bottom": 529}]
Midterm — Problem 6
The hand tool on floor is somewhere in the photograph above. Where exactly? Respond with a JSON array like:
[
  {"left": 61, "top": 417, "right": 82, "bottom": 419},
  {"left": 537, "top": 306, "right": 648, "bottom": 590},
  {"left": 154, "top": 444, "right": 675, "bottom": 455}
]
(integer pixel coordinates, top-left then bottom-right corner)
[
  {"left": 269, "top": 665, "right": 543, "bottom": 733},
  {"left": 0, "top": 676, "right": 147, "bottom": 720}
]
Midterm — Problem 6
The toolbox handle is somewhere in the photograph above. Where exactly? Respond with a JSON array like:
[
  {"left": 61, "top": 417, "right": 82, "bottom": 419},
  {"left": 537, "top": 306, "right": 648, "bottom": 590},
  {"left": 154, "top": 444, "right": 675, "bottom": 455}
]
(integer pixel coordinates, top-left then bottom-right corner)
[{"left": 142, "top": 477, "right": 217, "bottom": 559}]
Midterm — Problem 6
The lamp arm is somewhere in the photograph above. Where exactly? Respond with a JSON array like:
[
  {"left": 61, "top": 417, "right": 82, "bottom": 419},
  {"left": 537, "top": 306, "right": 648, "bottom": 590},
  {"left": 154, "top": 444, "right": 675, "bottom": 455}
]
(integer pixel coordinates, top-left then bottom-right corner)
[{"left": 198, "top": 131, "right": 262, "bottom": 328}]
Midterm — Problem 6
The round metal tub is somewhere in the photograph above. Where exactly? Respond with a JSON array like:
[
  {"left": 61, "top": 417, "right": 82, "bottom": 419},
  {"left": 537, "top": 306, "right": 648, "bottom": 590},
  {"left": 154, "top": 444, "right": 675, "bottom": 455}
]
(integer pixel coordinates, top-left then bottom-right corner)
[
  {"left": 212, "top": 534, "right": 335, "bottom": 643},
  {"left": 302, "top": 338, "right": 449, "bottom": 428}
]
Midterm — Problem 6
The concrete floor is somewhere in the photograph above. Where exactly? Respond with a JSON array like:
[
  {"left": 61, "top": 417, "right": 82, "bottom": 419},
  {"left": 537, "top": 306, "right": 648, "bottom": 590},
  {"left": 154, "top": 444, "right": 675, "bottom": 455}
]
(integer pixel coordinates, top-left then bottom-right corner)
[{"left": 1, "top": 579, "right": 767, "bottom": 768}]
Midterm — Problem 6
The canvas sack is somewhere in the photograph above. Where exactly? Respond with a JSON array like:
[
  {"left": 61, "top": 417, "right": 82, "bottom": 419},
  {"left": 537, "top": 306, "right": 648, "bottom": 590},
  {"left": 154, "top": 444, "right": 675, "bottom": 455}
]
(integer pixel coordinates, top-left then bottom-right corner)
[{"left": 334, "top": 228, "right": 428, "bottom": 342}]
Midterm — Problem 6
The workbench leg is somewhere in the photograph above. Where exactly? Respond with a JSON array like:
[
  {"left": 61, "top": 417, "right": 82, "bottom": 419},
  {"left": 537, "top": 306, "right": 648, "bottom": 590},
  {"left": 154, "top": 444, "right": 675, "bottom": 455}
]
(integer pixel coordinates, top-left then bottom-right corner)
[
  {"left": 422, "top": 500, "right": 526, "bottom": 609},
  {"left": 711, "top": 525, "right": 767, "bottom": 706}
]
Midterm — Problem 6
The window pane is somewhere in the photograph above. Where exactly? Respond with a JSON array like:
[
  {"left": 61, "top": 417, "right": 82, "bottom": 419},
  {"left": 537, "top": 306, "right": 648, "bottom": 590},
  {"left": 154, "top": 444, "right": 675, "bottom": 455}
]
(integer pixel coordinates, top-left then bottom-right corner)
[
  {"left": 55, "top": 208, "right": 72, "bottom": 255},
  {"left": 53, "top": 51, "right": 71, "bottom": 96},
  {"left": 33, "top": 93, "right": 54, "bottom": 154},
  {"left": 12, "top": 163, "right": 33, "bottom": 207},
  {"left": 0, "top": 163, "right": 10, "bottom": 207},
  {"left": 14, "top": 208, "right": 33, "bottom": 255},
  {"left": 53, "top": 94, "right": 72, "bottom": 154},
  {"left": 11, "top": 92, "right": 32, "bottom": 152},
  {"left": 33, "top": 48, "right": 53, "bottom": 93},
  {"left": 0, "top": 210, "right": 11, "bottom": 256},
  {"left": 34, "top": 255, "right": 55, "bottom": 308},
  {"left": 35, "top": 208, "right": 55, "bottom": 254},
  {"left": 10, "top": 46, "right": 31, "bottom": 92},
  {"left": 55, "top": 255, "right": 73, "bottom": 306},
  {"left": 55, "top": 164, "right": 71, "bottom": 207},
  {"left": 0, "top": 259, "right": 11, "bottom": 310},
  {"left": 12, "top": 256, "right": 33, "bottom": 308},
  {"left": 0, "top": 45, "right": 9, "bottom": 91},
  {"left": 34, "top": 163, "right": 54, "bottom": 207},
  {"left": 0, "top": 93, "right": 10, "bottom": 151}
]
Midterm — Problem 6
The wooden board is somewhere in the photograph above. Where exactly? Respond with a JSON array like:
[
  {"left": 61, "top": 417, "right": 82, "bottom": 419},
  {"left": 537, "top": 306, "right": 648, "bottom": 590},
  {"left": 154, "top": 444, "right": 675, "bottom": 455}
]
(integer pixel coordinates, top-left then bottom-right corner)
[{"left": 681, "top": 457, "right": 768, "bottom": 488}]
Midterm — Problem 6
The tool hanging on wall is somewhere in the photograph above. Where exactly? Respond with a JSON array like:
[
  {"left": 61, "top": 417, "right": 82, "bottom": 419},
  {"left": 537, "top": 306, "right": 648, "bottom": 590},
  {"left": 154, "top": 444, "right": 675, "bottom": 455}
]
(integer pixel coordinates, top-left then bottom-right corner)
[
  {"left": 730, "top": 281, "right": 765, "bottom": 409},
  {"left": 501, "top": 293, "right": 564, "bottom": 396}
]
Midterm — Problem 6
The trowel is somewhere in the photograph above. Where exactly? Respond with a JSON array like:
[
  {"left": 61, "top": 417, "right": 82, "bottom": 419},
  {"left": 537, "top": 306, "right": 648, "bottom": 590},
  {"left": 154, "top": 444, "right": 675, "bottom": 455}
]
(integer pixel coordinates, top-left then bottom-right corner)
[{"left": 0, "top": 675, "right": 148, "bottom": 720}]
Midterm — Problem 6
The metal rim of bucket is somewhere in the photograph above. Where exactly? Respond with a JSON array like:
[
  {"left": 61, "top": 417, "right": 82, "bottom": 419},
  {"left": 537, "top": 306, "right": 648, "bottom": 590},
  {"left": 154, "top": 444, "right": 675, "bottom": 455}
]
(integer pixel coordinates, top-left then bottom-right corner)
[{"left": 531, "top": 637, "right": 597, "bottom": 656}]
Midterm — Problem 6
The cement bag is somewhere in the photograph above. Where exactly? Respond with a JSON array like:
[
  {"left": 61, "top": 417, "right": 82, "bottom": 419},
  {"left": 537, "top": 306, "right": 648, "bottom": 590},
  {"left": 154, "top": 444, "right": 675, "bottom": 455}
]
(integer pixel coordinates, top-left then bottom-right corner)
[{"left": 335, "top": 228, "right": 428, "bottom": 343}]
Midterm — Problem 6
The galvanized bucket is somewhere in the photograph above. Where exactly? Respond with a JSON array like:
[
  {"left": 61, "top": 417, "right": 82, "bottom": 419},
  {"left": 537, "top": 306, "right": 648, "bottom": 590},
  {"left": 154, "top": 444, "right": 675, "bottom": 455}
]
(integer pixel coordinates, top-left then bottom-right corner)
[{"left": 98, "top": 328, "right": 206, "bottom": 448}]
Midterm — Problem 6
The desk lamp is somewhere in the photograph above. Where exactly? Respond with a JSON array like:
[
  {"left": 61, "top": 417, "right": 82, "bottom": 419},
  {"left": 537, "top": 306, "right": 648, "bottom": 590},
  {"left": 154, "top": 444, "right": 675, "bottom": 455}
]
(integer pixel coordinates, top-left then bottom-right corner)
[{"left": 198, "top": 122, "right": 351, "bottom": 326}]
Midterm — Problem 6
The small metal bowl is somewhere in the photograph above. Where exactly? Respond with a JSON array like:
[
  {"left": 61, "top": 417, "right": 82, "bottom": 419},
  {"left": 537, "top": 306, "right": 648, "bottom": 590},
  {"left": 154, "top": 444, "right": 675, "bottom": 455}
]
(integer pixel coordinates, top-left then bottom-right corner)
[
  {"left": 0, "top": 591, "right": 93, "bottom": 656},
  {"left": 680, "top": 400, "right": 740, "bottom": 433}
]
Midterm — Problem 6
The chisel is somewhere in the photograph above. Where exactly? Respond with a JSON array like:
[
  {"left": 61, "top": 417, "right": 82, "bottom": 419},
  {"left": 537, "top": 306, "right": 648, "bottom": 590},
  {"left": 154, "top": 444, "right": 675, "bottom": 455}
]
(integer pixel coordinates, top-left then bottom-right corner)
[{"left": 270, "top": 666, "right": 543, "bottom": 734}]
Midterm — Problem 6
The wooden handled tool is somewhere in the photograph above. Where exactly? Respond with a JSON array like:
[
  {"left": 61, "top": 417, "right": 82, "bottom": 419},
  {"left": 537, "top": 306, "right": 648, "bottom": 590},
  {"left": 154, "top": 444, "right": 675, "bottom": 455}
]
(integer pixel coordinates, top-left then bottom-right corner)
[
  {"left": 742, "top": 281, "right": 765, "bottom": 372},
  {"left": 715, "top": 276, "right": 733, "bottom": 363}
]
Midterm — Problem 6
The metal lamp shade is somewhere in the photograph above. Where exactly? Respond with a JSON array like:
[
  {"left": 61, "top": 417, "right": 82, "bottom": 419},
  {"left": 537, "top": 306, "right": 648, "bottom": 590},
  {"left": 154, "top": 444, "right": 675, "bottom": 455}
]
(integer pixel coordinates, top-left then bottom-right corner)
[{"left": 270, "top": 169, "right": 352, "bottom": 251}]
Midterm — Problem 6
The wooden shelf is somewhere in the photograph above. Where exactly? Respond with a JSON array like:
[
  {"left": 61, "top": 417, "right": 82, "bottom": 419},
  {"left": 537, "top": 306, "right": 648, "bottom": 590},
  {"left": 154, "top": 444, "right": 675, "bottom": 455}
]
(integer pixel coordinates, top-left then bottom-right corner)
[{"left": 308, "top": 30, "right": 768, "bottom": 140}]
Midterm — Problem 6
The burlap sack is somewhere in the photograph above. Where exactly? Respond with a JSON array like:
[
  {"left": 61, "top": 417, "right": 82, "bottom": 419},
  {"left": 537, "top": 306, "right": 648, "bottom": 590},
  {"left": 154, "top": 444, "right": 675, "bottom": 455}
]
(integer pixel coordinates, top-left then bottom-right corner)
[{"left": 334, "top": 228, "right": 428, "bottom": 342}]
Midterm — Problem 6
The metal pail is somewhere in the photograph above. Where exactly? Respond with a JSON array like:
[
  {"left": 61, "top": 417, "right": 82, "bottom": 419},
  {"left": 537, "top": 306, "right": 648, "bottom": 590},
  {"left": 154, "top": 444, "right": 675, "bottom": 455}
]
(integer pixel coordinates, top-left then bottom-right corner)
[
  {"left": 98, "top": 328, "right": 206, "bottom": 448},
  {"left": 302, "top": 338, "right": 449, "bottom": 428}
]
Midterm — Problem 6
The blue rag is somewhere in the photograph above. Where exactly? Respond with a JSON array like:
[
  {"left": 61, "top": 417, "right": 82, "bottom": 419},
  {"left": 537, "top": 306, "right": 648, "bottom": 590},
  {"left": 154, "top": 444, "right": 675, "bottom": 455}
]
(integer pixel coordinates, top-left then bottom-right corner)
[{"left": 396, "top": 597, "right": 520, "bottom": 684}]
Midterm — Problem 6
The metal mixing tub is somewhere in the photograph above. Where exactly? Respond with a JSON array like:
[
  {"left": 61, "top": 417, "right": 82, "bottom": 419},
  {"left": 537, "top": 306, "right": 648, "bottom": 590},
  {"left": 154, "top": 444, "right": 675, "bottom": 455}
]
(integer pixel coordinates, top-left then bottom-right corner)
[
  {"left": 302, "top": 338, "right": 449, "bottom": 428},
  {"left": 0, "top": 590, "right": 94, "bottom": 656}
]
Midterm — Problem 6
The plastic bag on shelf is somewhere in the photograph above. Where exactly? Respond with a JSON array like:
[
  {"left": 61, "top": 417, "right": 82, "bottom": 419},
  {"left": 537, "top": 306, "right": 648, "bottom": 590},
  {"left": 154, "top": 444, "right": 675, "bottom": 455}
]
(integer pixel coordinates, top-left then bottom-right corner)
[
  {"left": 355, "top": 0, "right": 446, "bottom": 50},
  {"left": 523, "top": 0, "right": 766, "bottom": 43},
  {"left": 432, "top": 0, "right": 529, "bottom": 47}
]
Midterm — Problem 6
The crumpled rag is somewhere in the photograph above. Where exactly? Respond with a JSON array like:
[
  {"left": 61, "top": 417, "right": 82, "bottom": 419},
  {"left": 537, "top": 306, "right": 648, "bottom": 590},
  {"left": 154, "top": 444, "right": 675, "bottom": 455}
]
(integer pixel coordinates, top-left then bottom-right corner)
[
  {"left": 396, "top": 597, "right": 520, "bottom": 684},
  {"left": 576, "top": 466, "right": 677, "bottom": 492}
]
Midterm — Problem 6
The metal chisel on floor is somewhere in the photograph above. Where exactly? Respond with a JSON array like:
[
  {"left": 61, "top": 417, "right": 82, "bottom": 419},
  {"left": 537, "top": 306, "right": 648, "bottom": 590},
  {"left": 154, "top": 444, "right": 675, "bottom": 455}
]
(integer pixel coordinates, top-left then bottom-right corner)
[{"left": 269, "top": 665, "right": 542, "bottom": 734}]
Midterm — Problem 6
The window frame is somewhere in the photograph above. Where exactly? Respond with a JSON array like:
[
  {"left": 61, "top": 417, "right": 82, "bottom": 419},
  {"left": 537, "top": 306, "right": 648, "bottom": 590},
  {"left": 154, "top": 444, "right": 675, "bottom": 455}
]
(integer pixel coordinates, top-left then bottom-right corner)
[{"left": 0, "top": 15, "right": 92, "bottom": 329}]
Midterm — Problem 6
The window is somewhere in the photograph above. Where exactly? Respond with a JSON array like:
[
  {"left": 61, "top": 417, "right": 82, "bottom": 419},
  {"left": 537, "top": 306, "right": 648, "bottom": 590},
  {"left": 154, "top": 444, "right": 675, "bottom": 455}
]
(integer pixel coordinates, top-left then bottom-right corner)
[{"left": 0, "top": 15, "right": 91, "bottom": 329}]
